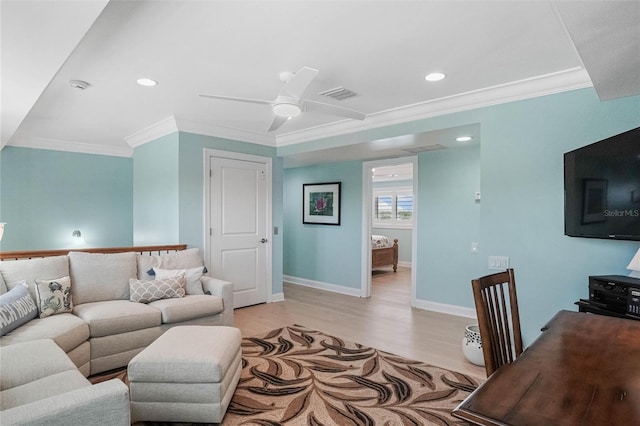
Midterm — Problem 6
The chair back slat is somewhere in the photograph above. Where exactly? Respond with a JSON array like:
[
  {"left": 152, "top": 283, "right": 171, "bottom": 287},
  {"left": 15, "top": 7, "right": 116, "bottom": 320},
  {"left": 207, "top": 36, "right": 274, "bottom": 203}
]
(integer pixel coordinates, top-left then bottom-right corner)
[{"left": 472, "top": 268, "right": 523, "bottom": 377}]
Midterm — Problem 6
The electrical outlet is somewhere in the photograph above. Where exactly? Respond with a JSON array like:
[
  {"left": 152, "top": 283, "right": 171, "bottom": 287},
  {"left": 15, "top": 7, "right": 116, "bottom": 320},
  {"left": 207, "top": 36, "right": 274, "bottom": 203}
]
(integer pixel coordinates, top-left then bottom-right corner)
[{"left": 471, "top": 242, "right": 478, "bottom": 253}]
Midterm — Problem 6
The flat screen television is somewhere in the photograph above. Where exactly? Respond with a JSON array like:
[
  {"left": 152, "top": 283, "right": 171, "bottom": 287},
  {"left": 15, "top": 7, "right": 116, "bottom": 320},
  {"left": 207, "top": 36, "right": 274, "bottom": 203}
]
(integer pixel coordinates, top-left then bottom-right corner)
[{"left": 564, "top": 126, "right": 640, "bottom": 241}]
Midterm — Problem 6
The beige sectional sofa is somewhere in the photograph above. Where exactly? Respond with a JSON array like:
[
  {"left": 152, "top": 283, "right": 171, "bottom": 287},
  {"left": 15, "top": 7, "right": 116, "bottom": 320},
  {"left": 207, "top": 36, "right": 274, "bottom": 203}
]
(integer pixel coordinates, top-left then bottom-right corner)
[
  {"left": 1, "top": 339, "right": 130, "bottom": 426},
  {"left": 0, "top": 245, "right": 233, "bottom": 425},
  {"left": 0, "top": 246, "right": 233, "bottom": 376}
]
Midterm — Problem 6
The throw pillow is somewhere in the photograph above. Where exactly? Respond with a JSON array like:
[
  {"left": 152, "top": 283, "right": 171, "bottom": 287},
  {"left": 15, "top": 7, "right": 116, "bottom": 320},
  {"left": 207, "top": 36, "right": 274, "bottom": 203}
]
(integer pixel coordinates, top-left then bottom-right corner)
[
  {"left": 34, "top": 276, "right": 73, "bottom": 318},
  {"left": 152, "top": 266, "right": 205, "bottom": 295},
  {"left": 0, "top": 281, "right": 38, "bottom": 336},
  {"left": 129, "top": 276, "right": 186, "bottom": 304},
  {"left": 136, "top": 248, "right": 204, "bottom": 280}
]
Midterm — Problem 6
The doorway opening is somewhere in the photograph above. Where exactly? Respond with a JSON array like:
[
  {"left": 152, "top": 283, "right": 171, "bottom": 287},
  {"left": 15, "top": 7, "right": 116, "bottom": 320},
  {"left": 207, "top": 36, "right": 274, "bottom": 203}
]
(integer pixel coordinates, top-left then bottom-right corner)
[{"left": 361, "top": 156, "right": 417, "bottom": 305}]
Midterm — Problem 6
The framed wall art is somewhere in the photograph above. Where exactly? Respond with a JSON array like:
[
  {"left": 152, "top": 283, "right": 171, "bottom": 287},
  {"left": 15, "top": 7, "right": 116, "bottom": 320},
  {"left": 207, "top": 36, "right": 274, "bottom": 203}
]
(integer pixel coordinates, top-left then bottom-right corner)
[{"left": 303, "top": 182, "right": 341, "bottom": 225}]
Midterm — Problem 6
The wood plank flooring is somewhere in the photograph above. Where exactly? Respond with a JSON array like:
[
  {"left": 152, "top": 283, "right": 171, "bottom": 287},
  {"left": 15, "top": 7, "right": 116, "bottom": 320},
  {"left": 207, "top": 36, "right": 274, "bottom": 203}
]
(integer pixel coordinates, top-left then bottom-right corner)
[{"left": 233, "top": 266, "right": 486, "bottom": 379}]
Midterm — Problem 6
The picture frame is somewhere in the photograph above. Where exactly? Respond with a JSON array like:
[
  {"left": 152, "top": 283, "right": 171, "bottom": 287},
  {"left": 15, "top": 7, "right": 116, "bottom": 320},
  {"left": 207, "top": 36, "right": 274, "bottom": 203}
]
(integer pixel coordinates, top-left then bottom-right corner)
[
  {"left": 303, "top": 182, "right": 341, "bottom": 225},
  {"left": 582, "top": 179, "right": 607, "bottom": 224}
]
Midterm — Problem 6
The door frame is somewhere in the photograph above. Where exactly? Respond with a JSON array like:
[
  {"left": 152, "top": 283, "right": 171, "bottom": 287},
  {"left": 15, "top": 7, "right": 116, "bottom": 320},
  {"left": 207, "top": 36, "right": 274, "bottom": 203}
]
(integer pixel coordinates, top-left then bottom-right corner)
[
  {"left": 203, "top": 149, "right": 273, "bottom": 304},
  {"left": 361, "top": 156, "right": 418, "bottom": 306}
]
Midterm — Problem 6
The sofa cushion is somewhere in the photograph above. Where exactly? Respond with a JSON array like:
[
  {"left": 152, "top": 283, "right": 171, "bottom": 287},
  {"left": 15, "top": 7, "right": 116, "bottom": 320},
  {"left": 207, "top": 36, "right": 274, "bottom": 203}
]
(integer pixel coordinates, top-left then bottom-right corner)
[
  {"left": 136, "top": 248, "right": 203, "bottom": 280},
  {"left": 0, "top": 369, "right": 89, "bottom": 410},
  {"left": 34, "top": 276, "right": 73, "bottom": 318},
  {"left": 69, "top": 251, "right": 137, "bottom": 304},
  {"left": 129, "top": 276, "right": 185, "bottom": 304},
  {"left": 0, "top": 273, "right": 7, "bottom": 294},
  {"left": 0, "top": 313, "right": 90, "bottom": 353},
  {"left": 148, "top": 295, "right": 224, "bottom": 324},
  {"left": 153, "top": 266, "right": 205, "bottom": 295},
  {"left": 0, "top": 339, "right": 78, "bottom": 390},
  {"left": 0, "top": 282, "right": 38, "bottom": 336},
  {"left": 0, "top": 255, "right": 69, "bottom": 301},
  {"left": 73, "top": 300, "right": 161, "bottom": 338}
]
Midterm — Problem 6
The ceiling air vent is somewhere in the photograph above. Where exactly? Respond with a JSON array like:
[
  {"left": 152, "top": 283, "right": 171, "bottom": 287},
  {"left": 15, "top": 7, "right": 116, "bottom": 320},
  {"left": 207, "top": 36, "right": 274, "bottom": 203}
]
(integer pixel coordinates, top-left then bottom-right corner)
[
  {"left": 403, "top": 144, "right": 446, "bottom": 154},
  {"left": 317, "top": 86, "right": 358, "bottom": 100}
]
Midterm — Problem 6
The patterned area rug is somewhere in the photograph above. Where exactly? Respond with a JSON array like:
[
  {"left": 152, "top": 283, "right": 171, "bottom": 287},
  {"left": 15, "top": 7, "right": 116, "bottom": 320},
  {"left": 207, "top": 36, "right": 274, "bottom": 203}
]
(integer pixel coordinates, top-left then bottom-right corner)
[{"left": 90, "top": 325, "right": 480, "bottom": 425}]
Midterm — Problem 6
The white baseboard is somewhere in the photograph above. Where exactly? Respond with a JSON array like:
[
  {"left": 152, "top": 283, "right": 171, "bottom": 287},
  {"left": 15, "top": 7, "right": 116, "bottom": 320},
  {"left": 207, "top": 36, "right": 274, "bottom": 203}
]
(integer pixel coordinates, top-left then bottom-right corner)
[
  {"left": 283, "top": 275, "right": 362, "bottom": 297},
  {"left": 397, "top": 261, "right": 411, "bottom": 268},
  {"left": 413, "top": 298, "right": 477, "bottom": 319},
  {"left": 270, "top": 292, "right": 285, "bottom": 303}
]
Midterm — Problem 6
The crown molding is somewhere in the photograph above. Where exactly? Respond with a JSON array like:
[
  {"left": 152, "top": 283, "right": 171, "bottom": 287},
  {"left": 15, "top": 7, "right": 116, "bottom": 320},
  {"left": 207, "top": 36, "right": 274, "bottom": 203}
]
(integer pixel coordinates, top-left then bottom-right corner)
[
  {"left": 124, "top": 116, "right": 179, "bottom": 148},
  {"left": 5, "top": 68, "right": 593, "bottom": 157},
  {"left": 175, "top": 117, "right": 276, "bottom": 147},
  {"left": 6, "top": 136, "right": 132, "bottom": 157},
  {"left": 276, "top": 67, "right": 593, "bottom": 147},
  {"left": 124, "top": 115, "right": 277, "bottom": 149}
]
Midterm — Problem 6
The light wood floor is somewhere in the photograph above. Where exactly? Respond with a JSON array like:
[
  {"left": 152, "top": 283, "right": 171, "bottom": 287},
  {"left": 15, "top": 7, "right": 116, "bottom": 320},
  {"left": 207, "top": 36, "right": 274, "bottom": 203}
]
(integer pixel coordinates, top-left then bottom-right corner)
[{"left": 233, "top": 266, "right": 486, "bottom": 380}]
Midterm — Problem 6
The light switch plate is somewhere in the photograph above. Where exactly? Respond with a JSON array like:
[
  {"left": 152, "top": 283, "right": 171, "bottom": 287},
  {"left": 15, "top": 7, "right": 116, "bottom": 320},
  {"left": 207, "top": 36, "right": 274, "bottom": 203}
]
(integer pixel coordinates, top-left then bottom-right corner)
[{"left": 489, "top": 256, "right": 509, "bottom": 270}]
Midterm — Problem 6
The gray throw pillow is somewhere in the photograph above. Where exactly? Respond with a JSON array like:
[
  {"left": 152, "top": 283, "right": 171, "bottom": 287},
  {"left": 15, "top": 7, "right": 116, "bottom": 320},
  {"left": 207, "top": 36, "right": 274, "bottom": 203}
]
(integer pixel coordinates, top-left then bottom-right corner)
[{"left": 0, "top": 282, "right": 38, "bottom": 336}]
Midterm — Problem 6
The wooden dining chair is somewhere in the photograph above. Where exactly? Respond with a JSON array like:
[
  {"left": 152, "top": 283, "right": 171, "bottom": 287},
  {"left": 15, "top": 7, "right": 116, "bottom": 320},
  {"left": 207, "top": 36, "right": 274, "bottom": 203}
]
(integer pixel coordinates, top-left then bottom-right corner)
[{"left": 471, "top": 268, "right": 523, "bottom": 377}]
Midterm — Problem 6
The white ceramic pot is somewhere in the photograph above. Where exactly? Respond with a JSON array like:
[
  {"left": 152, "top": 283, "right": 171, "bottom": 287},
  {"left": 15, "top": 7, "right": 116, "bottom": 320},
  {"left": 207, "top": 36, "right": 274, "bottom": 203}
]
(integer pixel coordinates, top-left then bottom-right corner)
[{"left": 462, "top": 324, "right": 485, "bottom": 366}]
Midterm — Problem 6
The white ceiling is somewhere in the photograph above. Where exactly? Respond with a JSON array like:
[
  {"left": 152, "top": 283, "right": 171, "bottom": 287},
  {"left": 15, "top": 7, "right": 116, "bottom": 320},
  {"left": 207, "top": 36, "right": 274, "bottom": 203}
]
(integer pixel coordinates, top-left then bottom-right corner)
[{"left": 2, "top": 1, "right": 639, "bottom": 163}]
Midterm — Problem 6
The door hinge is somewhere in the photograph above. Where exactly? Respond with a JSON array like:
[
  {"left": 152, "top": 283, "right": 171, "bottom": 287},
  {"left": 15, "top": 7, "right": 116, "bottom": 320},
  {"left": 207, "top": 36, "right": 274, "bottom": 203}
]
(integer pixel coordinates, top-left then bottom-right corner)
[{"left": 210, "top": 228, "right": 213, "bottom": 236}]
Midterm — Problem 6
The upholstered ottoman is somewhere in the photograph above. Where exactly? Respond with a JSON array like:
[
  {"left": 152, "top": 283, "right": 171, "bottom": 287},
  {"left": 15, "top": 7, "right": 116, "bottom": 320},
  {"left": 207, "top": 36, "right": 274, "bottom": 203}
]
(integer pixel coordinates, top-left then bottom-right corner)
[{"left": 128, "top": 325, "right": 242, "bottom": 423}]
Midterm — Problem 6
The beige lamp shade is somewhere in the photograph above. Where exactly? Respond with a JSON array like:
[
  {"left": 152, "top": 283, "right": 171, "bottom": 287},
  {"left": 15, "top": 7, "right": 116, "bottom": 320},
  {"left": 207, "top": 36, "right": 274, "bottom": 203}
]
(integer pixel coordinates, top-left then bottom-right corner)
[{"left": 627, "top": 248, "right": 640, "bottom": 279}]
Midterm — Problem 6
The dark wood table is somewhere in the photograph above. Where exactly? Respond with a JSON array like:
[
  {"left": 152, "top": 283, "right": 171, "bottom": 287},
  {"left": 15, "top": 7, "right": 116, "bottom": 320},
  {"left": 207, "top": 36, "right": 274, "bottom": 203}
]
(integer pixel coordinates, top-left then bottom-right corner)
[{"left": 452, "top": 310, "right": 640, "bottom": 425}]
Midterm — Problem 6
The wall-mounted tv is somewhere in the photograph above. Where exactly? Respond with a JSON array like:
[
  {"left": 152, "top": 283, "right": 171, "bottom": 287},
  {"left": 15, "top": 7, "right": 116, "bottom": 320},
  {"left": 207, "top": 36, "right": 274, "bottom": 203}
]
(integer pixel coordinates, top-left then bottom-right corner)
[{"left": 564, "top": 126, "right": 640, "bottom": 241}]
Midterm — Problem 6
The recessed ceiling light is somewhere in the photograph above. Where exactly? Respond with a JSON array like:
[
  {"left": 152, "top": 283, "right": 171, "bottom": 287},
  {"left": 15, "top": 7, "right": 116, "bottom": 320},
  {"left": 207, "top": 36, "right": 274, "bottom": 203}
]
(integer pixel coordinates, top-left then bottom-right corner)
[
  {"left": 136, "top": 78, "right": 157, "bottom": 87},
  {"left": 425, "top": 72, "right": 446, "bottom": 82},
  {"left": 456, "top": 136, "right": 472, "bottom": 142}
]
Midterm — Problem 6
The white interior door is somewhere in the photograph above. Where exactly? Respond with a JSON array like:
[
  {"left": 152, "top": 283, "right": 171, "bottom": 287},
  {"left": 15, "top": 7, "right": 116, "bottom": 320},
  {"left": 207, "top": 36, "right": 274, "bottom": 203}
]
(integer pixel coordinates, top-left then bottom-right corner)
[{"left": 208, "top": 154, "right": 270, "bottom": 308}]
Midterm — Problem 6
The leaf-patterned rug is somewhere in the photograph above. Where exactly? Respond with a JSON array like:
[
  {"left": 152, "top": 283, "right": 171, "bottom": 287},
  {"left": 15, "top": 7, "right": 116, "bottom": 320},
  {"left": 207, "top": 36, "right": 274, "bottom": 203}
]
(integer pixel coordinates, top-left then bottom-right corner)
[
  {"left": 224, "top": 325, "right": 479, "bottom": 425},
  {"left": 90, "top": 325, "right": 480, "bottom": 425}
]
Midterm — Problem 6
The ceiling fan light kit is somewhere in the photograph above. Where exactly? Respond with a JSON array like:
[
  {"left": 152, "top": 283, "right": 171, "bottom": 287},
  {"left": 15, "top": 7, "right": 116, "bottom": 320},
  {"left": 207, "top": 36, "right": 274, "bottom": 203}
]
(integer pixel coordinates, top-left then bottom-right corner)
[
  {"left": 273, "top": 101, "right": 302, "bottom": 118},
  {"left": 199, "top": 66, "right": 366, "bottom": 132}
]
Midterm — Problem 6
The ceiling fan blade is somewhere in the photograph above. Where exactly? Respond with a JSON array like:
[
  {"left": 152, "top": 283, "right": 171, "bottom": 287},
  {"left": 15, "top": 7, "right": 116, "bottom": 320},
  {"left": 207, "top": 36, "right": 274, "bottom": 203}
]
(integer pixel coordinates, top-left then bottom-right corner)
[
  {"left": 304, "top": 100, "right": 366, "bottom": 120},
  {"left": 281, "top": 67, "right": 319, "bottom": 99},
  {"left": 268, "top": 115, "right": 289, "bottom": 132},
  {"left": 198, "top": 93, "right": 273, "bottom": 106}
]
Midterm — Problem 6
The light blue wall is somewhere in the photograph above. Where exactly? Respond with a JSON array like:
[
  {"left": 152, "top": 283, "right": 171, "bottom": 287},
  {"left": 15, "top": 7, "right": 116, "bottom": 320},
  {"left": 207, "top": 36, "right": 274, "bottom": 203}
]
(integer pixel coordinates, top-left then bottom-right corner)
[
  {"left": 283, "top": 161, "right": 362, "bottom": 288},
  {"left": 0, "top": 146, "right": 133, "bottom": 250},
  {"left": 475, "top": 90, "right": 640, "bottom": 344},
  {"left": 417, "top": 144, "right": 481, "bottom": 306},
  {"left": 133, "top": 133, "right": 180, "bottom": 245},
  {"left": 280, "top": 88, "right": 640, "bottom": 344}
]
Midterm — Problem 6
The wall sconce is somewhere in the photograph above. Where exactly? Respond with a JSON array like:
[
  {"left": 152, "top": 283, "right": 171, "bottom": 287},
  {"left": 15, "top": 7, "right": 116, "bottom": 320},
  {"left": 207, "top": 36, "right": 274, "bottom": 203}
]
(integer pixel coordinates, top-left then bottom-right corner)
[
  {"left": 0, "top": 223, "right": 5, "bottom": 241},
  {"left": 72, "top": 229, "right": 83, "bottom": 243}
]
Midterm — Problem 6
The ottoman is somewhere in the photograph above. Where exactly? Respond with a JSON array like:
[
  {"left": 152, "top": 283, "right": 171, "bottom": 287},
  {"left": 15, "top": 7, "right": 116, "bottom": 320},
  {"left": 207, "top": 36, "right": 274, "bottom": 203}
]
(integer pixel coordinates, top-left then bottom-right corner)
[{"left": 128, "top": 325, "right": 242, "bottom": 423}]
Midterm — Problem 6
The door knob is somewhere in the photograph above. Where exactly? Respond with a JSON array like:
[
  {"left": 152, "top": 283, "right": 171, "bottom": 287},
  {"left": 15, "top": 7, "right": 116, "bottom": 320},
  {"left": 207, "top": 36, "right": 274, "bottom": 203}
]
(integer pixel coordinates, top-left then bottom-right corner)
[{"left": 260, "top": 238, "right": 268, "bottom": 243}]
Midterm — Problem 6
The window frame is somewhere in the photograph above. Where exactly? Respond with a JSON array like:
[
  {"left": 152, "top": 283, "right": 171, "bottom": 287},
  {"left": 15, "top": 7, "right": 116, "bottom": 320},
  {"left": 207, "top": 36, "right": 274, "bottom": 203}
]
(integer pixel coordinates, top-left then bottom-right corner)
[{"left": 372, "top": 186, "right": 414, "bottom": 229}]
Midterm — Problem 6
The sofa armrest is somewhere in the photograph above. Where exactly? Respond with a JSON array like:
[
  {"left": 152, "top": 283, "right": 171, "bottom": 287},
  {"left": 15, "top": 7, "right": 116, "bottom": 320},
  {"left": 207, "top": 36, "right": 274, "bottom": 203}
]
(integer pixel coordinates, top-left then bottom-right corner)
[
  {"left": 1, "top": 379, "right": 130, "bottom": 426},
  {"left": 201, "top": 276, "right": 234, "bottom": 325}
]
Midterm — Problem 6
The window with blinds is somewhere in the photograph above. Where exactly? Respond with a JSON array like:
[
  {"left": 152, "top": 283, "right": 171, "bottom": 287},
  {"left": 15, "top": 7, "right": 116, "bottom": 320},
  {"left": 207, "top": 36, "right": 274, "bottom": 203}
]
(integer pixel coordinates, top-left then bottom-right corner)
[{"left": 373, "top": 188, "right": 413, "bottom": 227}]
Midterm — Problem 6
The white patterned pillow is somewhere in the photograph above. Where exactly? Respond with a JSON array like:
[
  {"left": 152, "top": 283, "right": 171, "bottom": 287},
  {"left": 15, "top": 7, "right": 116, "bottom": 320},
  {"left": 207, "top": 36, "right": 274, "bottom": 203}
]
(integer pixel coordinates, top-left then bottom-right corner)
[
  {"left": 152, "top": 266, "right": 205, "bottom": 295},
  {"left": 129, "top": 276, "right": 185, "bottom": 304},
  {"left": 35, "top": 276, "right": 73, "bottom": 318},
  {"left": 0, "top": 282, "right": 38, "bottom": 335}
]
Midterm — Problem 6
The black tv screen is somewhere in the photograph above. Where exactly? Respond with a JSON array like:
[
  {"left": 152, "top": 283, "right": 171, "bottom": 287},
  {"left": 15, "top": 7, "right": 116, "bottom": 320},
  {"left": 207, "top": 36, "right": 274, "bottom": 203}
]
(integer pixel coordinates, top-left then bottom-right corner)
[{"left": 564, "top": 126, "right": 640, "bottom": 241}]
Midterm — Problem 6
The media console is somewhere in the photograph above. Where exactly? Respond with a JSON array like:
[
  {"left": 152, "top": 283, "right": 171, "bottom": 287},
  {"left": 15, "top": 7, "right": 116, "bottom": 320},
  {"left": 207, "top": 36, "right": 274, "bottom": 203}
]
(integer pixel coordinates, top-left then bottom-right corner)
[{"left": 576, "top": 275, "right": 640, "bottom": 320}]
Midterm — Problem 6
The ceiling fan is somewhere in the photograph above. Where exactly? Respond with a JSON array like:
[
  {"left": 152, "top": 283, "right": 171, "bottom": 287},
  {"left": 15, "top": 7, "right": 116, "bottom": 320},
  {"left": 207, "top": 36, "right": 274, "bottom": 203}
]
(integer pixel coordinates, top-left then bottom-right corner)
[{"left": 199, "top": 67, "right": 366, "bottom": 132}]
